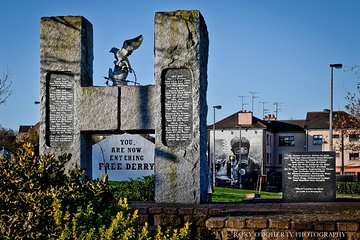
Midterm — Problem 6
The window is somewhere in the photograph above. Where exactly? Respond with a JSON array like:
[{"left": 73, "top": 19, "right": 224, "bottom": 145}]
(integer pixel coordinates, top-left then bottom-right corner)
[
  {"left": 279, "top": 154, "right": 283, "bottom": 165},
  {"left": 349, "top": 153, "right": 359, "bottom": 160},
  {"left": 349, "top": 134, "right": 359, "bottom": 142},
  {"left": 279, "top": 136, "right": 294, "bottom": 146},
  {"left": 313, "top": 135, "right": 323, "bottom": 145},
  {"left": 266, "top": 134, "right": 271, "bottom": 146},
  {"left": 345, "top": 172, "right": 355, "bottom": 176}
]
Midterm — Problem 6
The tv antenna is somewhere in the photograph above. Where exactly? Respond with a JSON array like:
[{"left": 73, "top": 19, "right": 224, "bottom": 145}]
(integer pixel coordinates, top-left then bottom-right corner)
[
  {"left": 249, "top": 91, "right": 259, "bottom": 113},
  {"left": 238, "top": 95, "right": 249, "bottom": 111}
]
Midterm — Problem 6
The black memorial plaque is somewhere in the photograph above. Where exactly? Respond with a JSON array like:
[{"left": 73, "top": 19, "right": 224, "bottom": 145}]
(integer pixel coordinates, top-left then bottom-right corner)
[
  {"left": 282, "top": 152, "right": 336, "bottom": 202},
  {"left": 162, "top": 68, "right": 193, "bottom": 146},
  {"left": 47, "top": 73, "right": 74, "bottom": 145}
]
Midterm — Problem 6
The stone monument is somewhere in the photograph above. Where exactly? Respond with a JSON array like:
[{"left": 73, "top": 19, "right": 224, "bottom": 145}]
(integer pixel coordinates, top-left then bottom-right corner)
[
  {"left": 282, "top": 152, "right": 336, "bottom": 202},
  {"left": 39, "top": 16, "right": 94, "bottom": 174},
  {"left": 39, "top": 11, "right": 209, "bottom": 204},
  {"left": 154, "top": 11, "right": 209, "bottom": 203}
]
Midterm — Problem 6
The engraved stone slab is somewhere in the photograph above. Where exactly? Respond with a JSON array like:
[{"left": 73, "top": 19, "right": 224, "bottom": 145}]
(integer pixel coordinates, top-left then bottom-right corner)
[
  {"left": 162, "top": 68, "right": 192, "bottom": 146},
  {"left": 282, "top": 152, "right": 336, "bottom": 202},
  {"left": 47, "top": 72, "right": 74, "bottom": 145}
]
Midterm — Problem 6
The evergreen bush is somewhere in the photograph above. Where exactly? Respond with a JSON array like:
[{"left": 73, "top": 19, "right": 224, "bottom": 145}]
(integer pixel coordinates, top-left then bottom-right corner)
[
  {"left": 336, "top": 181, "right": 360, "bottom": 195},
  {"left": 0, "top": 143, "right": 190, "bottom": 239}
]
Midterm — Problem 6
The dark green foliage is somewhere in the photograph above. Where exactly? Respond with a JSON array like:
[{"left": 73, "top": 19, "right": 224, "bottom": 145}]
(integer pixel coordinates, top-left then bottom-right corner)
[
  {"left": 110, "top": 175, "right": 155, "bottom": 201},
  {"left": 0, "top": 143, "right": 190, "bottom": 239},
  {"left": 337, "top": 175, "right": 356, "bottom": 182},
  {"left": 0, "top": 143, "right": 118, "bottom": 239},
  {"left": 337, "top": 182, "right": 360, "bottom": 195}
]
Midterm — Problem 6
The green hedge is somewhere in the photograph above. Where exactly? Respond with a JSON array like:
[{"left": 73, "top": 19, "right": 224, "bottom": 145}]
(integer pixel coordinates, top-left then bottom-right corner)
[
  {"left": 336, "top": 182, "right": 360, "bottom": 195},
  {"left": 110, "top": 175, "right": 155, "bottom": 201}
]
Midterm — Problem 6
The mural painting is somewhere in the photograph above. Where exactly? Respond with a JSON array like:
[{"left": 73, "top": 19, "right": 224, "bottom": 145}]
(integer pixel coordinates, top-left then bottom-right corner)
[{"left": 212, "top": 130, "right": 263, "bottom": 189}]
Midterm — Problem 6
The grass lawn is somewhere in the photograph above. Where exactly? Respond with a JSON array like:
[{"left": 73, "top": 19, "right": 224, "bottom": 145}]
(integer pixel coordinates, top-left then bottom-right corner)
[
  {"left": 212, "top": 187, "right": 360, "bottom": 202},
  {"left": 212, "top": 186, "right": 282, "bottom": 202},
  {"left": 337, "top": 193, "right": 360, "bottom": 198}
]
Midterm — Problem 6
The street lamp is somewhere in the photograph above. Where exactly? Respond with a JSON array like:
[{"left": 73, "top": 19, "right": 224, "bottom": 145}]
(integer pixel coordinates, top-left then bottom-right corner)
[
  {"left": 212, "top": 105, "right": 222, "bottom": 188},
  {"left": 329, "top": 63, "right": 343, "bottom": 151}
]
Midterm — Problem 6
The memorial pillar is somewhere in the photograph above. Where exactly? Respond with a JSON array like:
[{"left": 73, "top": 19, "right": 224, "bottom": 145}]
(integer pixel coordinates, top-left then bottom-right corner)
[
  {"left": 39, "top": 16, "right": 93, "bottom": 172},
  {"left": 154, "top": 10, "right": 209, "bottom": 203}
]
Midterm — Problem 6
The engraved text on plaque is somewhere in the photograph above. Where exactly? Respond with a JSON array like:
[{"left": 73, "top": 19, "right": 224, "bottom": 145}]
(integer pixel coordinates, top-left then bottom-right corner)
[
  {"left": 282, "top": 152, "right": 336, "bottom": 202},
  {"left": 47, "top": 73, "right": 74, "bottom": 145},
  {"left": 162, "top": 68, "right": 192, "bottom": 146}
]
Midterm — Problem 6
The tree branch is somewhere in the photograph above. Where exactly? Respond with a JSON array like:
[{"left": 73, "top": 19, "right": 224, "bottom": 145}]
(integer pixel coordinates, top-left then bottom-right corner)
[{"left": 0, "top": 69, "right": 12, "bottom": 105}]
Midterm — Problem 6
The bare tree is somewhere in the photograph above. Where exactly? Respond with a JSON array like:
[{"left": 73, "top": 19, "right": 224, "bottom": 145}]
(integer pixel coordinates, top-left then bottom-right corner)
[
  {"left": 334, "top": 67, "right": 360, "bottom": 151},
  {"left": 0, "top": 69, "right": 12, "bottom": 105}
]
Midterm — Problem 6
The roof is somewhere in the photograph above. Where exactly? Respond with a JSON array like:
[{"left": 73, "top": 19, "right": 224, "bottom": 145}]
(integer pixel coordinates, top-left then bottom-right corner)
[
  {"left": 208, "top": 112, "right": 267, "bottom": 129},
  {"left": 304, "top": 111, "right": 360, "bottom": 129},
  {"left": 265, "top": 119, "right": 305, "bottom": 133},
  {"left": 208, "top": 111, "right": 305, "bottom": 132},
  {"left": 18, "top": 125, "right": 32, "bottom": 133}
]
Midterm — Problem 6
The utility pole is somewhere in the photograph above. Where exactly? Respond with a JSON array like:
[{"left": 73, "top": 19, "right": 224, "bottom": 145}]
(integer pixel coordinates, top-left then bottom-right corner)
[
  {"left": 249, "top": 92, "right": 259, "bottom": 113},
  {"left": 238, "top": 96, "right": 249, "bottom": 111},
  {"left": 273, "top": 102, "right": 283, "bottom": 119}
]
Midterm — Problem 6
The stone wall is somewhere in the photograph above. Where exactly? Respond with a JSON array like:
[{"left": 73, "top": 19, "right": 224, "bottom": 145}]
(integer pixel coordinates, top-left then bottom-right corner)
[
  {"left": 130, "top": 202, "right": 360, "bottom": 240},
  {"left": 206, "top": 216, "right": 360, "bottom": 240}
]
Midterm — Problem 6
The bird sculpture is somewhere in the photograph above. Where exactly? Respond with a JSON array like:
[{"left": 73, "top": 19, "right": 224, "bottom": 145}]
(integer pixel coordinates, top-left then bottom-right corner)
[{"left": 107, "top": 35, "right": 143, "bottom": 86}]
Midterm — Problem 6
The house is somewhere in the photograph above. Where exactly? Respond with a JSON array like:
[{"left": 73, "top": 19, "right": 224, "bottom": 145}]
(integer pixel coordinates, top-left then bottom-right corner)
[
  {"left": 16, "top": 123, "right": 40, "bottom": 143},
  {"left": 305, "top": 111, "right": 360, "bottom": 177},
  {"left": 264, "top": 118, "right": 305, "bottom": 189}
]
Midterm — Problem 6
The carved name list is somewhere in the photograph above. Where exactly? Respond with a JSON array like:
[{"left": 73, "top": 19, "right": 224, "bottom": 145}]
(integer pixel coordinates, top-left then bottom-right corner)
[
  {"left": 162, "top": 68, "right": 192, "bottom": 146},
  {"left": 47, "top": 73, "right": 74, "bottom": 145}
]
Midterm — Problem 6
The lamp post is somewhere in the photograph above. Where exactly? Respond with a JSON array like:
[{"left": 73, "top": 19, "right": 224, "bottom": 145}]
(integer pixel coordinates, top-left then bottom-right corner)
[
  {"left": 238, "top": 124, "right": 242, "bottom": 189},
  {"left": 212, "top": 105, "right": 222, "bottom": 188},
  {"left": 329, "top": 63, "right": 343, "bottom": 151}
]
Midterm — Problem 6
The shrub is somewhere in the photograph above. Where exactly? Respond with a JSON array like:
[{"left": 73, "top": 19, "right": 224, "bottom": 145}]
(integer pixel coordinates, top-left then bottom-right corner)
[
  {"left": 0, "top": 143, "right": 190, "bottom": 239},
  {"left": 110, "top": 175, "right": 155, "bottom": 201},
  {"left": 336, "top": 181, "right": 360, "bottom": 195}
]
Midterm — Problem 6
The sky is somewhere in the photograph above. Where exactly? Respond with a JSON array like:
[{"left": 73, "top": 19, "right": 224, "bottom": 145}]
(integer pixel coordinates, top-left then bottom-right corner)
[{"left": 0, "top": 0, "right": 359, "bottom": 131}]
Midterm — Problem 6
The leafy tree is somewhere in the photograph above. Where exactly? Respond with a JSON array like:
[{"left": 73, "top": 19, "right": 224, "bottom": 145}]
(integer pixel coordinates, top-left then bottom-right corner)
[{"left": 0, "top": 127, "right": 19, "bottom": 153}]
